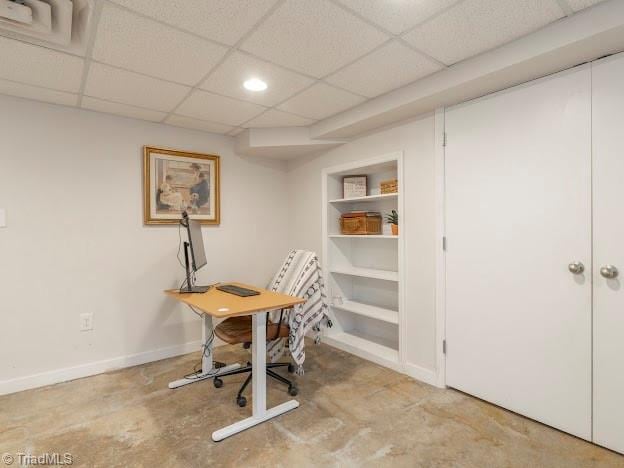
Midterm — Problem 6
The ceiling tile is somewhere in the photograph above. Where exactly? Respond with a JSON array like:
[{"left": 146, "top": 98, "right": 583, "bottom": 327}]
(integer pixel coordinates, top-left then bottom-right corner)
[
  {"left": 243, "top": 109, "right": 315, "bottom": 128},
  {"left": 81, "top": 96, "right": 167, "bottom": 122},
  {"left": 176, "top": 90, "right": 266, "bottom": 126},
  {"left": 84, "top": 62, "right": 190, "bottom": 112},
  {"left": 109, "top": 0, "right": 279, "bottom": 45},
  {"left": 240, "top": 0, "right": 389, "bottom": 78},
  {"left": 0, "top": 79, "right": 78, "bottom": 106},
  {"left": 165, "top": 115, "right": 234, "bottom": 134},
  {"left": 278, "top": 82, "right": 364, "bottom": 120},
  {"left": 336, "top": 0, "right": 461, "bottom": 34},
  {"left": 326, "top": 41, "right": 443, "bottom": 98},
  {"left": 566, "top": 0, "right": 607, "bottom": 11},
  {"left": 200, "top": 52, "right": 314, "bottom": 107},
  {"left": 92, "top": 4, "right": 227, "bottom": 86},
  {"left": 403, "top": 0, "right": 564, "bottom": 65},
  {"left": 0, "top": 36, "right": 84, "bottom": 92}
]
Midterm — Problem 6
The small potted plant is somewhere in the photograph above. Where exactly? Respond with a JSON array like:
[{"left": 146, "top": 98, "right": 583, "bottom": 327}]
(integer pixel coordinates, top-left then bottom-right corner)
[{"left": 385, "top": 210, "right": 399, "bottom": 235}]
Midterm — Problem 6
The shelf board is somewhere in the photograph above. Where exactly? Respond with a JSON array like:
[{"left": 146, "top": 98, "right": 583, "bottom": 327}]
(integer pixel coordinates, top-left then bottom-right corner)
[
  {"left": 329, "top": 266, "right": 399, "bottom": 282},
  {"left": 329, "top": 234, "right": 398, "bottom": 239},
  {"left": 329, "top": 193, "right": 398, "bottom": 204},
  {"left": 323, "top": 331, "right": 400, "bottom": 369},
  {"left": 332, "top": 300, "right": 398, "bottom": 324}
]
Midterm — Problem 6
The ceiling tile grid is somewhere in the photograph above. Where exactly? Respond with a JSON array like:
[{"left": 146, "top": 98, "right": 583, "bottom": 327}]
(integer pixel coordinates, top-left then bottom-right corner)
[
  {"left": 326, "top": 40, "right": 444, "bottom": 98},
  {"left": 165, "top": 115, "right": 234, "bottom": 134},
  {"left": 109, "top": 0, "right": 280, "bottom": 46},
  {"left": 403, "top": 0, "right": 565, "bottom": 66},
  {"left": 176, "top": 90, "right": 267, "bottom": 126},
  {"left": 84, "top": 62, "right": 190, "bottom": 112},
  {"left": 240, "top": 0, "right": 389, "bottom": 78},
  {"left": 243, "top": 108, "right": 316, "bottom": 128},
  {"left": 278, "top": 82, "right": 365, "bottom": 120},
  {"left": 81, "top": 96, "right": 167, "bottom": 122},
  {"left": 92, "top": 4, "right": 228, "bottom": 86},
  {"left": 0, "top": 79, "right": 78, "bottom": 107},
  {"left": 200, "top": 51, "right": 314, "bottom": 107},
  {"left": 0, "top": 0, "right": 610, "bottom": 136},
  {"left": 334, "top": 0, "right": 462, "bottom": 35},
  {"left": 0, "top": 35, "right": 84, "bottom": 92}
]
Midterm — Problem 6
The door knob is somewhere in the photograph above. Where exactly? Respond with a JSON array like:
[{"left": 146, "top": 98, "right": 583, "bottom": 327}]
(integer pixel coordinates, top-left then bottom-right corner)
[
  {"left": 600, "top": 265, "right": 618, "bottom": 279},
  {"left": 568, "top": 261, "right": 585, "bottom": 274}
]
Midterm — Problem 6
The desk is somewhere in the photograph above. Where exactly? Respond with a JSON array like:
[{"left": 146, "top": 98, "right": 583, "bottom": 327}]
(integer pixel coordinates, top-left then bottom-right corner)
[{"left": 165, "top": 283, "right": 306, "bottom": 441}]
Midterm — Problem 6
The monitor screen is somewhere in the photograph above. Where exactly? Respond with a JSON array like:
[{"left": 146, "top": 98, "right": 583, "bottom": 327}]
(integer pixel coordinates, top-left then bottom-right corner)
[{"left": 186, "top": 218, "right": 207, "bottom": 271}]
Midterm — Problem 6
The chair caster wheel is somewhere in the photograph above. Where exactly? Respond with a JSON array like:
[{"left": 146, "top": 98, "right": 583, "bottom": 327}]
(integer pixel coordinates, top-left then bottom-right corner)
[
  {"left": 288, "top": 385, "right": 298, "bottom": 396},
  {"left": 237, "top": 396, "right": 247, "bottom": 407},
  {"left": 287, "top": 364, "right": 295, "bottom": 374},
  {"left": 213, "top": 377, "right": 223, "bottom": 388}
]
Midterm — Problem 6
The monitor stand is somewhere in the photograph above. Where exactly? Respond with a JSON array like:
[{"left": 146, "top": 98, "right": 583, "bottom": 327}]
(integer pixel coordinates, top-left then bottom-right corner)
[{"left": 180, "top": 241, "right": 211, "bottom": 294}]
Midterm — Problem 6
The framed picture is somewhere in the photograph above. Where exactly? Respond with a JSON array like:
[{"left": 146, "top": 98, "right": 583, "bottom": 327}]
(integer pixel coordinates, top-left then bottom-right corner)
[
  {"left": 343, "top": 175, "right": 367, "bottom": 199},
  {"left": 143, "top": 146, "right": 220, "bottom": 225}
]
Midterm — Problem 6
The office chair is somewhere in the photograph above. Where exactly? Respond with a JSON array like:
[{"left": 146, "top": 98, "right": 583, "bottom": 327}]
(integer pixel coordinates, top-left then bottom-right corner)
[
  {"left": 211, "top": 249, "right": 328, "bottom": 407},
  {"left": 212, "top": 309, "right": 297, "bottom": 407}
]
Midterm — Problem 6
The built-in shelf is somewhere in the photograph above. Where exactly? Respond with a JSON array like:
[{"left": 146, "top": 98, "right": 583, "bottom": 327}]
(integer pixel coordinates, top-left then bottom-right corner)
[
  {"left": 323, "top": 152, "right": 403, "bottom": 374},
  {"left": 329, "top": 193, "right": 398, "bottom": 204},
  {"left": 332, "top": 300, "right": 398, "bottom": 324},
  {"left": 323, "top": 331, "right": 400, "bottom": 369},
  {"left": 329, "top": 234, "right": 398, "bottom": 239},
  {"left": 330, "top": 266, "right": 399, "bottom": 282}
]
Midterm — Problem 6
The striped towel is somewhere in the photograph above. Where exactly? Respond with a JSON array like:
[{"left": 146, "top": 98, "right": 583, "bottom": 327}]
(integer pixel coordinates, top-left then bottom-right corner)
[{"left": 266, "top": 250, "right": 330, "bottom": 375}]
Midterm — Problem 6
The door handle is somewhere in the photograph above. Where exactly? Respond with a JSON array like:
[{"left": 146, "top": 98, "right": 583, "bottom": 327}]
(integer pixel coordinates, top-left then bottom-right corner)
[
  {"left": 568, "top": 261, "right": 585, "bottom": 274},
  {"left": 600, "top": 265, "right": 618, "bottom": 279}
]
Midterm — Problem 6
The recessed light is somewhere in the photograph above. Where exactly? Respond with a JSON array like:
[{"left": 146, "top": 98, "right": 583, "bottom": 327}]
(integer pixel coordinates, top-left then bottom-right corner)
[{"left": 243, "top": 78, "right": 267, "bottom": 92}]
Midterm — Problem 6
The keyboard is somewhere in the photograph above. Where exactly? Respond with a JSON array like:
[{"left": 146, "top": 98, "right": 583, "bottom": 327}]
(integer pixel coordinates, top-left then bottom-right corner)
[{"left": 216, "top": 284, "right": 260, "bottom": 297}]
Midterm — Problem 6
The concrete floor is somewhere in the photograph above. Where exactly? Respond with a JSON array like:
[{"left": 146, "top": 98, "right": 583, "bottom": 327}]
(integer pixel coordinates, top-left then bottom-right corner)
[{"left": 1, "top": 343, "right": 623, "bottom": 468}]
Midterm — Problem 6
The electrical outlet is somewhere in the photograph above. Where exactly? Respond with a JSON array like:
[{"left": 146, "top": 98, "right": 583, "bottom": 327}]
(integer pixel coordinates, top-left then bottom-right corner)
[
  {"left": 0, "top": 209, "right": 6, "bottom": 228},
  {"left": 80, "top": 312, "right": 93, "bottom": 331}
]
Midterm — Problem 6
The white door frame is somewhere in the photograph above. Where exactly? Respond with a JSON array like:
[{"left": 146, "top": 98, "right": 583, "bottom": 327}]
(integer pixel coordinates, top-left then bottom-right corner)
[{"left": 434, "top": 107, "right": 447, "bottom": 388}]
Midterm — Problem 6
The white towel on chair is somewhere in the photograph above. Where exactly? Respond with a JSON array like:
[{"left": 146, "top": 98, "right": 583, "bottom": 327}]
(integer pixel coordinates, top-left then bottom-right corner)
[{"left": 266, "top": 250, "right": 329, "bottom": 375}]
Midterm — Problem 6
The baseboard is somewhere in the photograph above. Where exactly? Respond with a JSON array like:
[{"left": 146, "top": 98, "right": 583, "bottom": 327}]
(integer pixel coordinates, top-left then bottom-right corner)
[
  {"left": 403, "top": 362, "right": 441, "bottom": 388},
  {"left": 0, "top": 340, "right": 203, "bottom": 396}
]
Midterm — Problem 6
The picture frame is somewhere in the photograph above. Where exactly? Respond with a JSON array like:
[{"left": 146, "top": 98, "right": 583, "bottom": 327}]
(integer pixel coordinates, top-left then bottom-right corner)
[
  {"left": 143, "top": 146, "right": 220, "bottom": 225},
  {"left": 343, "top": 175, "right": 367, "bottom": 199}
]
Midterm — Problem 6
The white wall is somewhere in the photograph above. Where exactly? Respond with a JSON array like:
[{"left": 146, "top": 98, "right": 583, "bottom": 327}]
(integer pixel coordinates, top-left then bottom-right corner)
[
  {"left": 0, "top": 95, "right": 290, "bottom": 393},
  {"left": 286, "top": 115, "right": 438, "bottom": 374}
]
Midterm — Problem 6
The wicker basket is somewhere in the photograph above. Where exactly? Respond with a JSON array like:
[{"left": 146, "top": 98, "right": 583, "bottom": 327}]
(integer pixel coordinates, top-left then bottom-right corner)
[
  {"left": 340, "top": 212, "right": 382, "bottom": 235},
  {"left": 380, "top": 179, "right": 398, "bottom": 194}
]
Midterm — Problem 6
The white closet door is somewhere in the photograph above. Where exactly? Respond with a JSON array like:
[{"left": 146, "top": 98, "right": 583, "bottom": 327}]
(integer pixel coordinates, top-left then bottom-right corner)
[
  {"left": 592, "top": 52, "right": 624, "bottom": 454},
  {"left": 445, "top": 65, "right": 592, "bottom": 439}
]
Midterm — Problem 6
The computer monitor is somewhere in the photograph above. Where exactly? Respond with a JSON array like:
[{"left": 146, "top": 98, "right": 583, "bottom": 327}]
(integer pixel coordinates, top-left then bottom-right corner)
[
  {"left": 180, "top": 211, "right": 210, "bottom": 293},
  {"left": 186, "top": 217, "right": 207, "bottom": 272}
]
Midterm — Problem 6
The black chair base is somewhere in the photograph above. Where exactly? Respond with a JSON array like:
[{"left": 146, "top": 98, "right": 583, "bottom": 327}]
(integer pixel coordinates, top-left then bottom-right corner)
[{"left": 213, "top": 362, "right": 298, "bottom": 407}]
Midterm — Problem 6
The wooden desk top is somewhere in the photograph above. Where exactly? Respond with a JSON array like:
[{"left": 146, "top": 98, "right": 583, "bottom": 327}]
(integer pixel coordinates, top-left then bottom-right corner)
[{"left": 165, "top": 282, "right": 305, "bottom": 318}]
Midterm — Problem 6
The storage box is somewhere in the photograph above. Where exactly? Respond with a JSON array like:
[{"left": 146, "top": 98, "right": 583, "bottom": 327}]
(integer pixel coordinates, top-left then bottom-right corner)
[
  {"left": 340, "top": 211, "right": 382, "bottom": 235},
  {"left": 380, "top": 179, "right": 398, "bottom": 194}
]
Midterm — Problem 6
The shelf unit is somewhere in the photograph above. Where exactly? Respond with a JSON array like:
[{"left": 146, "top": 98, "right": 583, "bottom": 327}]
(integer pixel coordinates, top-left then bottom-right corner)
[
  {"left": 322, "top": 152, "right": 404, "bottom": 372},
  {"left": 332, "top": 300, "right": 398, "bottom": 324},
  {"left": 329, "top": 193, "right": 398, "bottom": 204},
  {"left": 328, "top": 234, "right": 398, "bottom": 239},
  {"left": 329, "top": 266, "right": 399, "bottom": 282}
]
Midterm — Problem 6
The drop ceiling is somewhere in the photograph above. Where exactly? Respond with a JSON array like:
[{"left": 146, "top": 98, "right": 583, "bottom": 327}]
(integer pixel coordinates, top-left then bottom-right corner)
[{"left": 0, "top": 0, "right": 609, "bottom": 138}]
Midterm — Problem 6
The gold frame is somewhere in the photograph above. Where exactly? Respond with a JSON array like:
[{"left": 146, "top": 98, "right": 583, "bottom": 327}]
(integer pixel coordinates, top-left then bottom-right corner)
[{"left": 143, "top": 146, "right": 220, "bottom": 225}]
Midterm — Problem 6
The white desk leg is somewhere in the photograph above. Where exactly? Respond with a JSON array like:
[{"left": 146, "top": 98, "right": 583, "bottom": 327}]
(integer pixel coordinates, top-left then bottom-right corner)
[
  {"left": 211, "top": 313, "right": 299, "bottom": 441},
  {"left": 168, "top": 314, "right": 240, "bottom": 389}
]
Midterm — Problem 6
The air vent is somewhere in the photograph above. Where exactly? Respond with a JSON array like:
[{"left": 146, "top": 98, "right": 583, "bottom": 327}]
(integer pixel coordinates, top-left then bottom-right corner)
[
  {"left": 0, "top": 0, "right": 94, "bottom": 54},
  {"left": 0, "top": 1, "right": 36, "bottom": 26}
]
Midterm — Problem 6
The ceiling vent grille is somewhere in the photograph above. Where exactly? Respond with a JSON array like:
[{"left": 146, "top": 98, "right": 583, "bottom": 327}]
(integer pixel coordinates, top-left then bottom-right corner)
[{"left": 0, "top": 0, "right": 93, "bottom": 54}]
